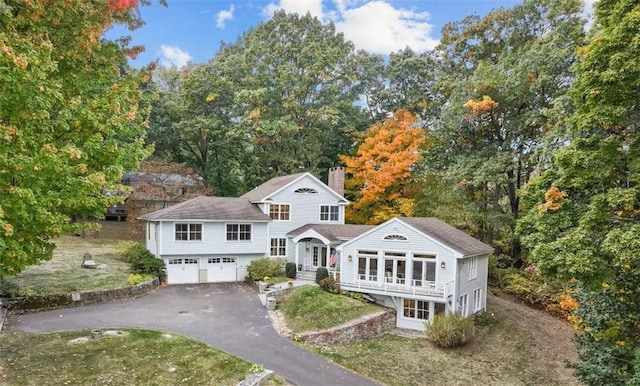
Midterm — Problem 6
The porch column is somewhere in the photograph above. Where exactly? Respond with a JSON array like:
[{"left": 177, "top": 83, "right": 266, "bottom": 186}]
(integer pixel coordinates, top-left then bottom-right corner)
[
  {"left": 325, "top": 243, "right": 331, "bottom": 268},
  {"left": 294, "top": 241, "right": 299, "bottom": 271}
]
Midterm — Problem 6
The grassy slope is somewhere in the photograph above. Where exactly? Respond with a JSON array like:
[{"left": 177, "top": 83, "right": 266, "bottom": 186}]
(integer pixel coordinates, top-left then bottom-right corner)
[{"left": 279, "top": 286, "right": 381, "bottom": 333}]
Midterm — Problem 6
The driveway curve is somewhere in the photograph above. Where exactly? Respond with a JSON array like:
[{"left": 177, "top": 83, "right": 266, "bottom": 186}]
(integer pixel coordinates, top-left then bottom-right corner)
[{"left": 5, "top": 283, "right": 380, "bottom": 386}]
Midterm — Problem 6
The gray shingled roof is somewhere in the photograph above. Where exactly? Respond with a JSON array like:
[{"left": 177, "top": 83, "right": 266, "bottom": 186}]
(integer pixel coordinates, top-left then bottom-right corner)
[
  {"left": 287, "top": 224, "right": 376, "bottom": 243},
  {"left": 398, "top": 217, "right": 494, "bottom": 257},
  {"left": 240, "top": 173, "right": 308, "bottom": 202},
  {"left": 138, "top": 196, "right": 271, "bottom": 221}
]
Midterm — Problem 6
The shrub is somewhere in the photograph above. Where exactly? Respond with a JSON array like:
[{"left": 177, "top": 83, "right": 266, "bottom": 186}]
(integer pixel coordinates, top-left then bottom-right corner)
[
  {"left": 425, "top": 313, "right": 475, "bottom": 348},
  {"left": 500, "top": 268, "right": 561, "bottom": 309},
  {"left": 117, "top": 241, "right": 166, "bottom": 282},
  {"left": 315, "top": 267, "right": 329, "bottom": 283},
  {"left": 247, "top": 258, "right": 285, "bottom": 281},
  {"left": 285, "top": 262, "right": 297, "bottom": 279},
  {"left": 128, "top": 273, "right": 144, "bottom": 286},
  {"left": 318, "top": 276, "right": 340, "bottom": 294}
]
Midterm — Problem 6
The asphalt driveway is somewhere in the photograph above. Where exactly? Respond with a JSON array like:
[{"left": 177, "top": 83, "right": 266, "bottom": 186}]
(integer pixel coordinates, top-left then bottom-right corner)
[{"left": 4, "top": 283, "right": 380, "bottom": 386}]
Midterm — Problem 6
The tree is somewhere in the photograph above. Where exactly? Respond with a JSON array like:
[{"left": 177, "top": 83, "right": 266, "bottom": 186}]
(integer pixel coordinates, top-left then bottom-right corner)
[
  {"left": 517, "top": 0, "right": 640, "bottom": 383},
  {"left": 340, "top": 109, "right": 426, "bottom": 224},
  {"left": 422, "top": 0, "right": 585, "bottom": 263},
  {"left": 0, "top": 0, "right": 155, "bottom": 278},
  {"left": 214, "top": 11, "right": 371, "bottom": 189}
]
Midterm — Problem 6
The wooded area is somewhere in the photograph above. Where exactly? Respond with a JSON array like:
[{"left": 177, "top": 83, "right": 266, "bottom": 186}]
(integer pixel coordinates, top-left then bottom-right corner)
[{"left": 1, "top": 0, "right": 638, "bottom": 383}]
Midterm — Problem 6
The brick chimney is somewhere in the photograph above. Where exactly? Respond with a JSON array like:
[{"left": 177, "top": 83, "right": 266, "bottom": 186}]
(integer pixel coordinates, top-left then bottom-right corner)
[{"left": 328, "top": 167, "right": 345, "bottom": 196}]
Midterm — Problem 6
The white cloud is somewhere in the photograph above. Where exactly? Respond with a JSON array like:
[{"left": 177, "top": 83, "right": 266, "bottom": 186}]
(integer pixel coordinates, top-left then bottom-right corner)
[
  {"left": 333, "top": 1, "right": 438, "bottom": 54},
  {"left": 216, "top": 5, "right": 235, "bottom": 28},
  {"left": 260, "top": 0, "right": 438, "bottom": 54},
  {"left": 160, "top": 45, "right": 192, "bottom": 68},
  {"left": 263, "top": 0, "right": 323, "bottom": 19}
]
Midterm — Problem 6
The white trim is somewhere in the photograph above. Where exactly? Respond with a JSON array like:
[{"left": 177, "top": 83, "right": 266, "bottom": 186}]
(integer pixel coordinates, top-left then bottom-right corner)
[
  {"left": 225, "top": 222, "right": 253, "bottom": 242},
  {"left": 174, "top": 222, "right": 204, "bottom": 242},
  {"left": 252, "top": 173, "right": 349, "bottom": 204},
  {"left": 290, "top": 229, "right": 332, "bottom": 245}
]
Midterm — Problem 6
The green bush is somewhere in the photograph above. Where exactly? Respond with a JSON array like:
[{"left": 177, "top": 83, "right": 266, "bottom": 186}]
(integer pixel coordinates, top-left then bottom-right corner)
[
  {"left": 247, "top": 258, "right": 285, "bottom": 281},
  {"left": 499, "top": 268, "right": 562, "bottom": 309},
  {"left": 425, "top": 313, "right": 475, "bottom": 348},
  {"left": 285, "top": 262, "right": 297, "bottom": 279},
  {"left": 315, "top": 267, "right": 329, "bottom": 283},
  {"left": 117, "top": 241, "right": 166, "bottom": 282},
  {"left": 318, "top": 276, "right": 340, "bottom": 294}
]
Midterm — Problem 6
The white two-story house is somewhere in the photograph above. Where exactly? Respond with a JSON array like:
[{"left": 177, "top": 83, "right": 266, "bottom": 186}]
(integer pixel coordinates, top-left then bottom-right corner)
[{"left": 139, "top": 169, "right": 493, "bottom": 331}]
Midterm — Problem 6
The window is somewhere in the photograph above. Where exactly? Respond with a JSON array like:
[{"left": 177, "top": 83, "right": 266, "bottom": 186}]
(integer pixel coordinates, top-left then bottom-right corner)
[
  {"left": 208, "top": 258, "right": 221, "bottom": 264},
  {"left": 412, "top": 254, "right": 436, "bottom": 286},
  {"left": 270, "top": 238, "right": 287, "bottom": 256},
  {"left": 459, "top": 293, "right": 469, "bottom": 317},
  {"left": 169, "top": 259, "right": 182, "bottom": 264},
  {"left": 269, "top": 204, "right": 290, "bottom": 220},
  {"left": 403, "top": 299, "right": 430, "bottom": 320},
  {"left": 384, "top": 251, "right": 406, "bottom": 284},
  {"left": 175, "top": 223, "right": 202, "bottom": 241},
  {"left": 468, "top": 257, "right": 478, "bottom": 280},
  {"left": 320, "top": 205, "right": 339, "bottom": 221},
  {"left": 473, "top": 288, "right": 482, "bottom": 312},
  {"left": 357, "top": 250, "right": 378, "bottom": 282},
  {"left": 294, "top": 187, "right": 318, "bottom": 194},
  {"left": 384, "top": 234, "right": 408, "bottom": 241},
  {"left": 226, "top": 224, "right": 252, "bottom": 241},
  {"left": 184, "top": 258, "right": 198, "bottom": 264}
]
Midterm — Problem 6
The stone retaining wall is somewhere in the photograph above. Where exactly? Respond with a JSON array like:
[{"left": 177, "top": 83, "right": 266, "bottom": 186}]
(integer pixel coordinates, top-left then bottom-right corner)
[
  {"left": 3, "top": 278, "right": 159, "bottom": 313},
  {"left": 297, "top": 308, "right": 396, "bottom": 345}
]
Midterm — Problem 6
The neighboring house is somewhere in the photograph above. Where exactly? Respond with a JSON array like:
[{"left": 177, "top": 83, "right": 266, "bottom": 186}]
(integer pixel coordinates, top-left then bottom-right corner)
[
  {"left": 106, "top": 171, "right": 204, "bottom": 221},
  {"left": 337, "top": 217, "right": 493, "bottom": 331},
  {"left": 139, "top": 168, "right": 493, "bottom": 332}
]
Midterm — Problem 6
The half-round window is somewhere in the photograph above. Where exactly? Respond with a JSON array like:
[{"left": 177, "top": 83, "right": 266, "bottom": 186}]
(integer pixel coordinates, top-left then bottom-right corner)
[
  {"left": 384, "top": 234, "right": 408, "bottom": 241},
  {"left": 294, "top": 187, "right": 318, "bottom": 194}
]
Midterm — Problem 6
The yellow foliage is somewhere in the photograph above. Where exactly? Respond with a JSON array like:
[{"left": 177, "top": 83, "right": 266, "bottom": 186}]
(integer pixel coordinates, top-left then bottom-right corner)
[
  {"left": 538, "top": 186, "right": 568, "bottom": 213},
  {"left": 463, "top": 95, "right": 499, "bottom": 115}
]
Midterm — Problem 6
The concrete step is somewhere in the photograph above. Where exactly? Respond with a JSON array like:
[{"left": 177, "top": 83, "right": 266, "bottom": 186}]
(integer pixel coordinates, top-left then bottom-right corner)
[{"left": 296, "top": 271, "right": 316, "bottom": 281}]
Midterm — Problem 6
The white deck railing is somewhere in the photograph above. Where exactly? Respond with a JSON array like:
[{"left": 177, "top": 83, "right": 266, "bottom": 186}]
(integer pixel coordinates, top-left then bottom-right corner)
[{"left": 340, "top": 275, "right": 453, "bottom": 299}]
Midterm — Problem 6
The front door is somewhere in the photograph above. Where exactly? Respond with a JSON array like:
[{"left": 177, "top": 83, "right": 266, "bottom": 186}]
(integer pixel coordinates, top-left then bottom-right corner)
[{"left": 311, "top": 245, "right": 327, "bottom": 269}]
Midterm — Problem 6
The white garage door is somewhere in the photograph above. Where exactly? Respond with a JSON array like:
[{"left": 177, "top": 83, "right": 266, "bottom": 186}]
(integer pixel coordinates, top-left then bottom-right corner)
[
  {"left": 166, "top": 258, "right": 200, "bottom": 284},
  {"left": 206, "top": 257, "right": 237, "bottom": 282}
]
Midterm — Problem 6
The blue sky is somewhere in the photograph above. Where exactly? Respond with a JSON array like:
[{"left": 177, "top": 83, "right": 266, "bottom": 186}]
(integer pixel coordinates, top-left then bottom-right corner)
[{"left": 108, "top": 0, "right": 593, "bottom": 68}]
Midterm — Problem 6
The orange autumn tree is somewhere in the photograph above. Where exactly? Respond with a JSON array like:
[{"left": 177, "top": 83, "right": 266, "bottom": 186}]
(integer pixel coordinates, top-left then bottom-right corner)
[{"left": 340, "top": 109, "right": 426, "bottom": 224}]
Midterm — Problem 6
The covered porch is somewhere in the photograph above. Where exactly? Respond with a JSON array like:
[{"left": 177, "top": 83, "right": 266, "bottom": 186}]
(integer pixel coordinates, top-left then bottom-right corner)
[{"left": 287, "top": 223, "right": 375, "bottom": 274}]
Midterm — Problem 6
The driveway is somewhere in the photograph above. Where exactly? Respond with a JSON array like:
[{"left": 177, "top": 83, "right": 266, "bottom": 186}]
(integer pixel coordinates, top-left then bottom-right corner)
[{"left": 4, "top": 283, "right": 380, "bottom": 386}]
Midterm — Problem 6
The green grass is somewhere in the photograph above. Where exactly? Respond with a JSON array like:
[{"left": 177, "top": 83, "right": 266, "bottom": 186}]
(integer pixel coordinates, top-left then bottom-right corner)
[
  {"left": 278, "top": 285, "right": 381, "bottom": 333},
  {"left": 0, "top": 329, "right": 259, "bottom": 385},
  {"left": 0, "top": 234, "right": 130, "bottom": 297},
  {"left": 306, "top": 297, "right": 580, "bottom": 386}
]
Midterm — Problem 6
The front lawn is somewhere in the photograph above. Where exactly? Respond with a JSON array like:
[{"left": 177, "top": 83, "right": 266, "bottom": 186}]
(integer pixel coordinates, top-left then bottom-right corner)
[
  {"left": 278, "top": 286, "right": 381, "bottom": 333},
  {"left": 0, "top": 235, "right": 129, "bottom": 297},
  {"left": 306, "top": 294, "right": 580, "bottom": 386},
  {"left": 0, "top": 329, "right": 286, "bottom": 385}
]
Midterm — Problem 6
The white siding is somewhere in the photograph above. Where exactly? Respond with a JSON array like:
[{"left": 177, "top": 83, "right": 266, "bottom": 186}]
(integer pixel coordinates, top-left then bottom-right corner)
[
  {"left": 456, "top": 255, "right": 489, "bottom": 315},
  {"left": 146, "top": 222, "right": 158, "bottom": 256},
  {"left": 339, "top": 220, "right": 456, "bottom": 287},
  {"left": 266, "top": 175, "right": 346, "bottom": 261},
  {"left": 159, "top": 221, "right": 269, "bottom": 256}
]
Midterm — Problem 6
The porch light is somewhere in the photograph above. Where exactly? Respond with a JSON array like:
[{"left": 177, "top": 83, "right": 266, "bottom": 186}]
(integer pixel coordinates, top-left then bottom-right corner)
[
  {"left": 440, "top": 261, "right": 446, "bottom": 269},
  {"left": 347, "top": 255, "right": 352, "bottom": 262}
]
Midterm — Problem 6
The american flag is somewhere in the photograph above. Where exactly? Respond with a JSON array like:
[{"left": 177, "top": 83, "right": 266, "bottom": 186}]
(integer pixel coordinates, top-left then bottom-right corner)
[{"left": 329, "top": 248, "right": 340, "bottom": 267}]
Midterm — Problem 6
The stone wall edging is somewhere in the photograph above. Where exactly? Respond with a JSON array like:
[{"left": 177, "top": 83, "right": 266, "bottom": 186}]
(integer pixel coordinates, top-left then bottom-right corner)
[
  {"left": 296, "top": 308, "right": 396, "bottom": 346},
  {"left": 3, "top": 278, "right": 159, "bottom": 313}
]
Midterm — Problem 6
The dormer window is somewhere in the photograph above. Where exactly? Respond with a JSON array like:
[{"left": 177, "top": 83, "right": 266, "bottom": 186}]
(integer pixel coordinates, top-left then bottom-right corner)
[
  {"left": 294, "top": 187, "right": 318, "bottom": 194},
  {"left": 384, "top": 234, "right": 408, "bottom": 241}
]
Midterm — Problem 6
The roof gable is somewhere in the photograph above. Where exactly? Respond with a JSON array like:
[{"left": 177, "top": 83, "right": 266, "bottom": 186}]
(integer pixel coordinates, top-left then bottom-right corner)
[
  {"left": 338, "top": 217, "right": 493, "bottom": 257},
  {"left": 137, "top": 196, "right": 271, "bottom": 222},
  {"left": 240, "top": 172, "right": 347, "bottom": 203}
]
